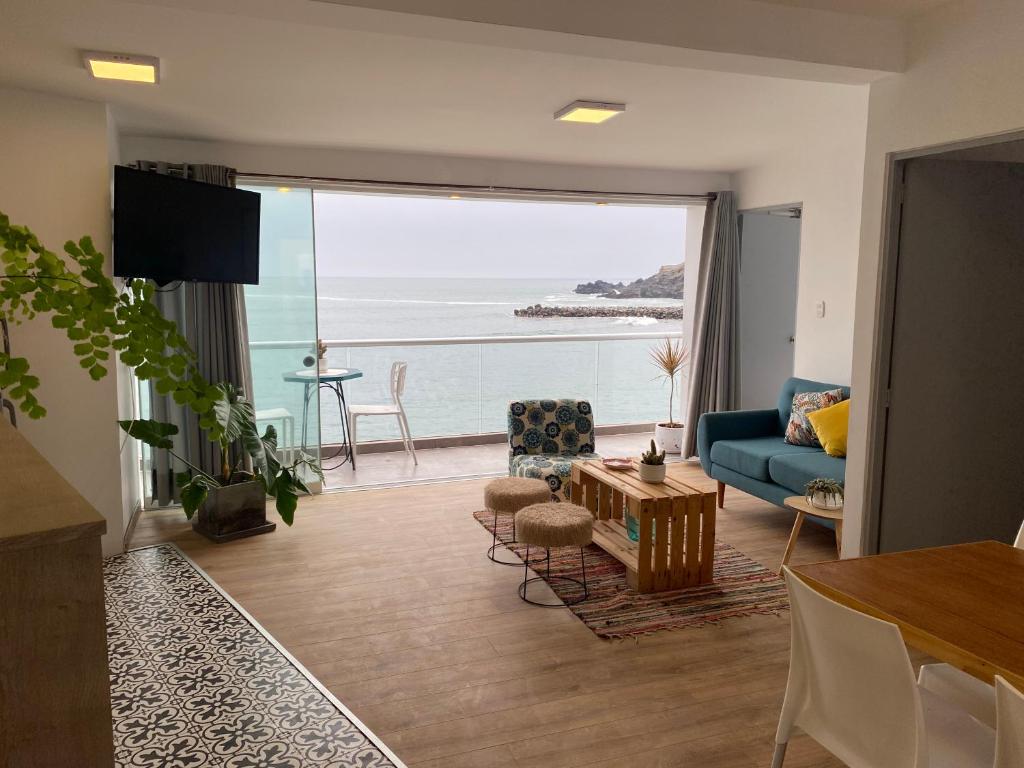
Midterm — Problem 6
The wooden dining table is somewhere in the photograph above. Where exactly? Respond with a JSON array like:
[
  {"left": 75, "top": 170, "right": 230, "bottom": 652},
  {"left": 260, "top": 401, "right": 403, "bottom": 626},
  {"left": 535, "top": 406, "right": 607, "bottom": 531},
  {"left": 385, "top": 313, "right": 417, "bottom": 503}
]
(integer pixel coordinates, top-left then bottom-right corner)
[{"left": 792, "top": 541, "right": 1024, "bottom": 690}]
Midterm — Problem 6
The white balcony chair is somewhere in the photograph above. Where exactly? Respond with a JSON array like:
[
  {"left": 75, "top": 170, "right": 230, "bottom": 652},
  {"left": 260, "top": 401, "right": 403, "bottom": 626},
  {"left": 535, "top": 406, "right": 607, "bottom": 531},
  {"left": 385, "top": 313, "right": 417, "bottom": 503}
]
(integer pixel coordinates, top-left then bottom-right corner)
[
  {"left": 254, "top": 407, "right": 296, "bottom": 464},
  {"left": 995, "top": 676, "right": 1024, "bottom": 767},
  {"left": 772, "top": 566, "right": 995, "bottom": 768},
  {"left": 347, "top": 361, "right": 417, "bottom": 466},
  {"left": 1015, "top": 519, "right": 1023, "bottom": 548}
]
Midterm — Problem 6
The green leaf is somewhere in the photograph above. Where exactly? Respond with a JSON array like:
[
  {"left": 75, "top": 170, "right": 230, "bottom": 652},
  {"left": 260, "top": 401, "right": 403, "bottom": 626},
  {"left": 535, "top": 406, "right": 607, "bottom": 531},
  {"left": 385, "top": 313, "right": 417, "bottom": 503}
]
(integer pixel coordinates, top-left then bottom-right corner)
[
  {"left": 211, "top": 382, "right": 254, "bottom": 444},
  {"left": 272, "top": 469, "right": 298, "bottom": 526},
  {"left": 88, "top": 363, "right": 105, "bottom": 380},
  {"left": 5, "top": 357, "right": 28, "bottom": 376},
  {"left": 118, "top": 419, "right": 179, "bottom": 449},
  {"left": 245, "top": 422, "right": 280, "bottom": 487},
  {"left": 179, "top": 480, "right": 209, "bottom": 520}
]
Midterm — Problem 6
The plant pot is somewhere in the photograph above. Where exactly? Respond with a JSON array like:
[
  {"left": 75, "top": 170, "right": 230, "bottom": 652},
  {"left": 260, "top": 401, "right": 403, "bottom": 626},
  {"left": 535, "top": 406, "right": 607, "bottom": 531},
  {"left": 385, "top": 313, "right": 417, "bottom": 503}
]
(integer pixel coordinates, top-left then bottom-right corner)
[
  {"left": 318, "top": 358, "right": 329, "bottom": 373},
  {"left": 638, "top": 462, "right": 666, "bottom": 483},
  {"left": 655, "top": 423, "right": 684, "bottom": 454},
  {"left": 806, "top": 491, "right": 843, "bottom": 511},
  {"left": 193, "top": 480, "right": 275, "bottom": 543}
]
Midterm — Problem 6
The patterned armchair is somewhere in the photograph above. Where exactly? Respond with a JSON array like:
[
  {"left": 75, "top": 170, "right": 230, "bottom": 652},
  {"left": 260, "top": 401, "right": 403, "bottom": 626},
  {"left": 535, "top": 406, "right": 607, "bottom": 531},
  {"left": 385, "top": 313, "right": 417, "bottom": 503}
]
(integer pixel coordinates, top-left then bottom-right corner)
[{"left": 507, "top": 399, "right": 599, "bottom": 501}]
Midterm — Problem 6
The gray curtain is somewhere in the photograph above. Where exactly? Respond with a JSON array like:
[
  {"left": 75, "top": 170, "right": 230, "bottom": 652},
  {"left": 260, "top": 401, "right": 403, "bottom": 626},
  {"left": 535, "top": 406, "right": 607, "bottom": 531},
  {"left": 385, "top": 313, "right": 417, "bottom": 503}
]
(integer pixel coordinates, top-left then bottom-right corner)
[
  {"left": 681, "top": 191, "right": 740, "bottom": 458},
  {"left": 135, "top": 161, "right": 254, "bottom": 505}
]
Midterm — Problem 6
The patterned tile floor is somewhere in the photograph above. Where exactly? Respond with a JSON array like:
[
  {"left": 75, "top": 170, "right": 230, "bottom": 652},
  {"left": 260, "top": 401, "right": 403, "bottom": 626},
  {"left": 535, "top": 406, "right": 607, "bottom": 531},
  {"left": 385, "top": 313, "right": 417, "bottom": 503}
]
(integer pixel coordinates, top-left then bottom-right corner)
[{"left": 104, "top": 545, "right": 400, "bottom": 768}]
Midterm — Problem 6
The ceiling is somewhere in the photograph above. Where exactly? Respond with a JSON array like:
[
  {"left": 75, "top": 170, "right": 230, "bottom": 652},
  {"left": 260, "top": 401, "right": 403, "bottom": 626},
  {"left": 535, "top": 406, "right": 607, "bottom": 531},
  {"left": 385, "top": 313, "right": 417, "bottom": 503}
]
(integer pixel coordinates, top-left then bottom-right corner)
[
  {"left": 759, "top": 0, "right": 950, "bottom": 19},
  {"left": 1, "top": 0, "right": 874, "bottom": 172}
]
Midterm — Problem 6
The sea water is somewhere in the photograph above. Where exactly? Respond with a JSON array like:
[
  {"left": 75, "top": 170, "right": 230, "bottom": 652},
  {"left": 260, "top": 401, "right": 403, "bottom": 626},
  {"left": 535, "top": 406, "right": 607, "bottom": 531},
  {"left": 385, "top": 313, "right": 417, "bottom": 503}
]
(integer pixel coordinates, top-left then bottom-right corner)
[{"left": 247, "top": 276, "right": 684, "bottom": 444}]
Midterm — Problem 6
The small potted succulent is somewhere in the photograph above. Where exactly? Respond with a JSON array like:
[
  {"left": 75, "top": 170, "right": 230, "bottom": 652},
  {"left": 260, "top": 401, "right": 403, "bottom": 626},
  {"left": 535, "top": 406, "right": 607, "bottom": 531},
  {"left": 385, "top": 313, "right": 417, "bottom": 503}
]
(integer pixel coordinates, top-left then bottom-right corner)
[
  {"left": 316, "top": 339, "right": 329, "bottom": 373},
  {"left": 638, "top": 439, "right": 667, "bottom": 483},
  {"left": 805, "top": 478, "right": 844, "bottom": 510}
]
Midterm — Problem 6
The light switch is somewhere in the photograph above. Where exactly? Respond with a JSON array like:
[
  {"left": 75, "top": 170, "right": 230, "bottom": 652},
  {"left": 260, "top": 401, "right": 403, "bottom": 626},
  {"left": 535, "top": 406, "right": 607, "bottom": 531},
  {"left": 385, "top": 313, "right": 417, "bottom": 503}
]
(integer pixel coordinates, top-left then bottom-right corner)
[{"left": 815, "top": 301, "right": 826, "bottom": 318}]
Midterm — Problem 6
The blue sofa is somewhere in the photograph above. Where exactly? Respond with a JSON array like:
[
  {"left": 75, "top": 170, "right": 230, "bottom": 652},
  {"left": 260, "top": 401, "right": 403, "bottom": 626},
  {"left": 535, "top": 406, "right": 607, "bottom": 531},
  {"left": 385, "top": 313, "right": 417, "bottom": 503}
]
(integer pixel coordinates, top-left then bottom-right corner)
[{"left": 697, "top": 377, "right": 849, "bottom": 510}]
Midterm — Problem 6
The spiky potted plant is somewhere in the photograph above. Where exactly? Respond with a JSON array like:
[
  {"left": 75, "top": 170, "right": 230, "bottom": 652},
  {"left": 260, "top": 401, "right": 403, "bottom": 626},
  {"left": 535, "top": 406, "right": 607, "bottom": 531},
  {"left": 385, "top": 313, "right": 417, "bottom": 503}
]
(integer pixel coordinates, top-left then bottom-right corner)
[
  {"left": 650, "top": 337, "right": 690, "bottom": 454},
  {"left": 805, "top": 478, "right": 844, "bottom": 510},
  {"left": 638, "top": 439, "right": 666, "bottom": 483}
]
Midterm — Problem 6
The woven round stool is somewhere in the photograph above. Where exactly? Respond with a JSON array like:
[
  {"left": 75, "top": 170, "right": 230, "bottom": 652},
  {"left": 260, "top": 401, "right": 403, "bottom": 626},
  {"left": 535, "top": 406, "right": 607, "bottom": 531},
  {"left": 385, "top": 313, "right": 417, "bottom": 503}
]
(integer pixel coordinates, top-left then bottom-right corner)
[
  {"left": 483, "top": 477, "right": 551, "bottom": 566},
  {"left": 514, "top": 502, "right": 592, "bottom": 607}
]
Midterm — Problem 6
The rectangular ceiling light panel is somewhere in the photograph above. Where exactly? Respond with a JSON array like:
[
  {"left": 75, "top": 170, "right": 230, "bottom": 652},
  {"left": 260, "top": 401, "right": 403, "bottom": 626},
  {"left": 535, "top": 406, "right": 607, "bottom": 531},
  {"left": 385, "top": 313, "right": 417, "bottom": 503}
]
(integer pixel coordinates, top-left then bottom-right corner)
[
  {"left": 83, "top": 51, "right": 160, "bottom": 84},
  {"left": 554, "top": 100, "right": 625, "bottom": 124}
]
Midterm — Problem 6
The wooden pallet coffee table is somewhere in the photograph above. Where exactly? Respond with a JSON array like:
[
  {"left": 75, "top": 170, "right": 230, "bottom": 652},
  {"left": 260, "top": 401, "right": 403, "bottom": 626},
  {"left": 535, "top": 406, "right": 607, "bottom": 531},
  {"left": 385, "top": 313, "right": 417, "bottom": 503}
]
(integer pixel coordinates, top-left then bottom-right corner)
[{"left": 571, "top": 460, "right": 717, "bottom": 593}]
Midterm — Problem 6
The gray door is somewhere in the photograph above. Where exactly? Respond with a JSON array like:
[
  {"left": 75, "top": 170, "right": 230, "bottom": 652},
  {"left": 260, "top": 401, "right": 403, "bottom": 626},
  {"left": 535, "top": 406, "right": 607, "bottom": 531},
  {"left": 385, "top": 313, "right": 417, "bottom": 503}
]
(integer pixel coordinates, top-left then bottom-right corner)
[
  {"left": 878, "top": 159, "right": 1024, "bottom": 552},
  {"left": 737, "top": 212, "right": 800, "bottom": 409}
]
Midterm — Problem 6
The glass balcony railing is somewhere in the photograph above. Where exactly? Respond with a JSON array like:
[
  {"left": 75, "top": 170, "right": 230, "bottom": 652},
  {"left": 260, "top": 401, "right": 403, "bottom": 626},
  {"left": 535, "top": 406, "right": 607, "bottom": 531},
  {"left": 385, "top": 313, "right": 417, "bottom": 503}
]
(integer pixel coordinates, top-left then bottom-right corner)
[{"left": 249, "top": 331, "right": 685, "bottom": 449}]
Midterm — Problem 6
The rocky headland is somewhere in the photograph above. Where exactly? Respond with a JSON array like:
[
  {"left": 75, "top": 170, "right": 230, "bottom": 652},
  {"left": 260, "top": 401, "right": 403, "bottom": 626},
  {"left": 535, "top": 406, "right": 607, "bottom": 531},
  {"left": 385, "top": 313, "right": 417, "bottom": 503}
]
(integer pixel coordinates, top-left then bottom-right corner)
[
  {"left": 575, "top": 263, "right": 684, "bottom": 300},
  {"left": 515, "top": 263, "right": 685, "bottom": 320}
]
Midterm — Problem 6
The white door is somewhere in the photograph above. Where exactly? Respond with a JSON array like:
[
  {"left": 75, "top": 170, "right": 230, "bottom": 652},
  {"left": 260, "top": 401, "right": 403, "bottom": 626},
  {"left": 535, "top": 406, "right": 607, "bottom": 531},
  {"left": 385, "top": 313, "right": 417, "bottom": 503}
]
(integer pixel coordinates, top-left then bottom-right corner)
[{"left": 737, "top": 211, "right": 800, "bottom": 409}]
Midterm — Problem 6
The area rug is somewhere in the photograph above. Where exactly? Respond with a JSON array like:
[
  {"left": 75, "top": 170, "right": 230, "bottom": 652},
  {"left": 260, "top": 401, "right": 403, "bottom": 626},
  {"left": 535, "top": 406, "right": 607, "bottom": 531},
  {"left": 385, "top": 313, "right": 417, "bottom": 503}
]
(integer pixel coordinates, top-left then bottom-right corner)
[
  {"left": 474, "top": 511, "right": 789, "bottom": 639},
  {"left": 104, "top": 544, "right": 402, "bottom": 768}
]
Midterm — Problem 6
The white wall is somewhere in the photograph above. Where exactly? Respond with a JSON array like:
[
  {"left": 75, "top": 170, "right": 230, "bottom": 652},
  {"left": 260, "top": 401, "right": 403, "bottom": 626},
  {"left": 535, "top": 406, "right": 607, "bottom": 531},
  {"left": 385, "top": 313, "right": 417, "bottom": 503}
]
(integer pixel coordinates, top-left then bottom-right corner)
[
  {"left": 119, "top": 136, "right": 730, "bottom": 196},
  {"left": 732, "top": 82, "right": 870, "bottom": 388},
  {"left": 845, "top": 0, "right": 1024, "bottom": 556},
  {"left": 0, "top": 86, "right": 126, "bottom": 555}
]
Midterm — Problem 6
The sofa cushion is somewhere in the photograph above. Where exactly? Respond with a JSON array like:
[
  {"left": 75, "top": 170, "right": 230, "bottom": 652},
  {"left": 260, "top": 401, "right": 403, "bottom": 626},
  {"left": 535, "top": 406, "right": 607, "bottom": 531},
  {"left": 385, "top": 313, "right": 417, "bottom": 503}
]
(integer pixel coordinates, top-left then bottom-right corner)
[
  {"left": 710, "top": 437, "right": 821, "bottom": 482},
  {"left": 769, "top": 451, "right": 847, "bottom": 494},
  {"left": 784, "top": 389, "right": 846, "bottom": 447}
]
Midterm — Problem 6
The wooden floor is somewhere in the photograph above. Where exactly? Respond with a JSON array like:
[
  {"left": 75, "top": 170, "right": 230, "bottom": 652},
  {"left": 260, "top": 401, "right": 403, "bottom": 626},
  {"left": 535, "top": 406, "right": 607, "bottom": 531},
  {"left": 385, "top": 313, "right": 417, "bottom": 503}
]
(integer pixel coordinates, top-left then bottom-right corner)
[{"left": 132, "top": 464, "right": 845, "bottom": 768}]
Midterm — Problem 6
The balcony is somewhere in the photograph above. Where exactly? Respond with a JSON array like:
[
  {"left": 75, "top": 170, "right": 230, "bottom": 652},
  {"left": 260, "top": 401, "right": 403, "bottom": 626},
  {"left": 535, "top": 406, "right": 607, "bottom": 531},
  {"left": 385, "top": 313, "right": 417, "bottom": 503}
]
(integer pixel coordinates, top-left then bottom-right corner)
[{"left": 249, "top": 330, "right": 685, "bottom": 490}]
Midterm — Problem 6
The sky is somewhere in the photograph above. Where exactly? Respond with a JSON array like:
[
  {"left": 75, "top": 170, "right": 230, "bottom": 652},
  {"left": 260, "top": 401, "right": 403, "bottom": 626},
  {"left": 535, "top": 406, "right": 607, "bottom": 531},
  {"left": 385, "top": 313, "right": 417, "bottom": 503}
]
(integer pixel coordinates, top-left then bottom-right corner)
[{"left": 312, "top": 192, "right": 687, "bottom": 281}]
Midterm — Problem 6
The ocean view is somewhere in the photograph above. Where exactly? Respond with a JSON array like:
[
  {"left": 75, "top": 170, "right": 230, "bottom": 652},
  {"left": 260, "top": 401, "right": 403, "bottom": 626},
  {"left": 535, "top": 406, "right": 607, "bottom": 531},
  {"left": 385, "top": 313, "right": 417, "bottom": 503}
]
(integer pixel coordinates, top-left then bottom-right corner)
[{"left": 246, "top": 276, "right": 685, "bottom": 444}]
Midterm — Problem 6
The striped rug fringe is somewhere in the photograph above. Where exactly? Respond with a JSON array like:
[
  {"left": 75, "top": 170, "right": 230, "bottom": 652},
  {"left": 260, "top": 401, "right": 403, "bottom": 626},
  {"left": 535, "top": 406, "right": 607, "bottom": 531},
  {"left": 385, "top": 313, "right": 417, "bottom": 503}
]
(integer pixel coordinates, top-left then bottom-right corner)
[{"left": 474, "top": 510, "right": 789, "bottom": 640}]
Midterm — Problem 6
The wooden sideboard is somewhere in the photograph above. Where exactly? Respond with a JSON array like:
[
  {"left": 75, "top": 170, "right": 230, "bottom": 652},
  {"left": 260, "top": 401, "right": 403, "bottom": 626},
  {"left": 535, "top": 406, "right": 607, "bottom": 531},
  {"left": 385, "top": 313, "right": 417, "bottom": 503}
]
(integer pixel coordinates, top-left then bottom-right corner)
[{"left": 0, "top": 420, "right": 114, "bottom": 767}]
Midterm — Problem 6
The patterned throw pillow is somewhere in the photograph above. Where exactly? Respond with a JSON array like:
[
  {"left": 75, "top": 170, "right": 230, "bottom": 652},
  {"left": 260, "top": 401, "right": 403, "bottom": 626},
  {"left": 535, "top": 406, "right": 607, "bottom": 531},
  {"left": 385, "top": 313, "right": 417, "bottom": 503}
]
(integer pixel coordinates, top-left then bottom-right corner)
[{"left": 784, "top": 389, "right": 846, "bottom": 447}]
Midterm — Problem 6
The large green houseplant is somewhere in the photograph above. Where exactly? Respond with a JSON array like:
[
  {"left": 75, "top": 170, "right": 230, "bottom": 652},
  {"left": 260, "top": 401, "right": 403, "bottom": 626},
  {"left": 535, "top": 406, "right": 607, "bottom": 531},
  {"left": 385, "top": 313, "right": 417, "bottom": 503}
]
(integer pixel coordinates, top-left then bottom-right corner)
[{"left": 0, "top": 211, "right": 320, "bottom": 534}]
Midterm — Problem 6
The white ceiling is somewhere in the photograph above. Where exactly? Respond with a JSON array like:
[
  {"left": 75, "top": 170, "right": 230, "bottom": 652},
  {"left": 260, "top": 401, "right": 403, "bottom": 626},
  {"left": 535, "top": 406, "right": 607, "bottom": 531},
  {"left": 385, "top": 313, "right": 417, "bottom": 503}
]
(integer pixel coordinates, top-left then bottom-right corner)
[
  {"left": 759, "top": 0, "right": 949, "bottom": 19},
  {"left": 1, "top": 0, "right": 872, "bottom": 172}
]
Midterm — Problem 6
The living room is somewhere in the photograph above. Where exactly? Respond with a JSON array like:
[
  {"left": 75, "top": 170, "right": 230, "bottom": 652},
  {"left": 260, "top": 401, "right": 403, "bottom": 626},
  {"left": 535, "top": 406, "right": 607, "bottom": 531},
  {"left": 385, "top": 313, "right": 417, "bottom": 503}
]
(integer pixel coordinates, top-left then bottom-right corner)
[{"left": 2, "top": 1, "right": 1024, "bottom": 767}]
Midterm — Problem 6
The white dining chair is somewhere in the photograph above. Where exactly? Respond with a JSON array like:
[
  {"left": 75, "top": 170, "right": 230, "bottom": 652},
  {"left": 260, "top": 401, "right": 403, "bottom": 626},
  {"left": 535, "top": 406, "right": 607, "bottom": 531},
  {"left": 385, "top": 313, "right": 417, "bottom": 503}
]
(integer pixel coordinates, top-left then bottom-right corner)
[
  {"left": 995, "top": 676, "right": 1024, "bottom": 767},
  {"left": 347, "top": 361, "right": 417, "bottom": 466},
  {"left": 916, "top": 521, "right": 1022, "bottom": 732},
  {"left": 918, "top": 663, "right": 997, "bottom": 729},
  {"left": 772, "top": 567, "right": 995, "bottom": 768}
]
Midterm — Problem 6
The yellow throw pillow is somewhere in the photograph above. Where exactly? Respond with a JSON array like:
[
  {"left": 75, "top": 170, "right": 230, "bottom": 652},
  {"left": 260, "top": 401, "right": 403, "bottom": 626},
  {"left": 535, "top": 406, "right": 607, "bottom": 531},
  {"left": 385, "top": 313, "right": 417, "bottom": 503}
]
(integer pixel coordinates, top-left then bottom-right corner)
[{"left": 806, "top": 399, "right": 850, "bottom": 458}]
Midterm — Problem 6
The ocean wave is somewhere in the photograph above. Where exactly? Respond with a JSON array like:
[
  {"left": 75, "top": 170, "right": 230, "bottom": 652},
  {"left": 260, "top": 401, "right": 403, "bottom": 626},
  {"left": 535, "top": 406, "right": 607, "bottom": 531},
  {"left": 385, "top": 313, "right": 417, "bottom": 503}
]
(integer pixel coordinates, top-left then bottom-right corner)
[
  {"left": 249, "top": 294, "right": 517, "bottom": 306},
  {"left": 612, "top": 316, "right": 660, "bottom": 326}
]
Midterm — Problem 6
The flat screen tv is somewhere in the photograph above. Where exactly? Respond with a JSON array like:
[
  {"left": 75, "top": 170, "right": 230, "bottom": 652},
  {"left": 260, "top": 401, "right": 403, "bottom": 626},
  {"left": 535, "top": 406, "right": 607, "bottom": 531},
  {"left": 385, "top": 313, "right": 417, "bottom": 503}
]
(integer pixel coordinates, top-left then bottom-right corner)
[{"left": 113, "top": 165, "right": 260, "bottom": 285}]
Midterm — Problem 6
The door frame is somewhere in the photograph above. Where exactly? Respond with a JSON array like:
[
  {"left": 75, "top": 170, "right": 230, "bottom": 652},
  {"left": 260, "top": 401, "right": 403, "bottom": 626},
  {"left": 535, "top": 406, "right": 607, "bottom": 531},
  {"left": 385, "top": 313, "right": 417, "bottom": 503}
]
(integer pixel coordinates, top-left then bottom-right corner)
[{"left": 861, "top": 128, "right": 1024, "bottom": 554}]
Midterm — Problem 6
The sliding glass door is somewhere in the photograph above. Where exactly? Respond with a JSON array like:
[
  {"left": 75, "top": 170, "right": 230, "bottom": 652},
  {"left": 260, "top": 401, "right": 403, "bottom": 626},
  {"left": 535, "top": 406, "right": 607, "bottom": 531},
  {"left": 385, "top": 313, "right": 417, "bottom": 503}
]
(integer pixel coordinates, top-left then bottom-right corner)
[{"left": 240, "top": 185, "right": 321, "bottom": 484}]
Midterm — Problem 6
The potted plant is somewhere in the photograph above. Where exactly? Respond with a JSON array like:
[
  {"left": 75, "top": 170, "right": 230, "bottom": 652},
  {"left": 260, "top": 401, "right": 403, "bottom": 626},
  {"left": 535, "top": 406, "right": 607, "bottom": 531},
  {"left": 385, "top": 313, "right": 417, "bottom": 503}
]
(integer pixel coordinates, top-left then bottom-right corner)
[
  {"left": 638, "top": 439, "right": 667, "bottom": 483},
  {"left": 316, "top": 338, "right": 329, "bottom": 373},
  {"left": 805, "top": 478, "right": 844, "bottom": 510},
  {"left": 0, "top": 211, "right": 320, "bottom": 538},
  {"left": 120, "top": 384, "right": 322, "bottom": 542},
  {"left": 650, "top": 337, "right": 690, "bottom": 453}
]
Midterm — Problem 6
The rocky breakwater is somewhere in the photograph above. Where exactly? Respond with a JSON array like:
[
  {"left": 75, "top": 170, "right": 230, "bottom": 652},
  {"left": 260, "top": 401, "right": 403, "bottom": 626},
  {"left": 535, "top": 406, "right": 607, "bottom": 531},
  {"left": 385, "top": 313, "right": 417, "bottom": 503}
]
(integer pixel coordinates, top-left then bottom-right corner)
[{"left": 514, "top": 304, "right": 684, "bottom": 320}]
